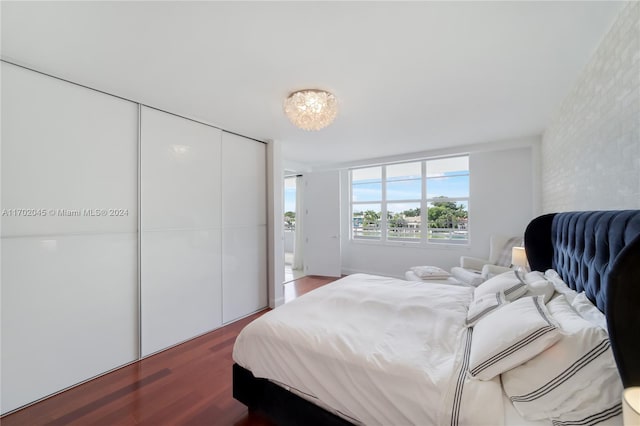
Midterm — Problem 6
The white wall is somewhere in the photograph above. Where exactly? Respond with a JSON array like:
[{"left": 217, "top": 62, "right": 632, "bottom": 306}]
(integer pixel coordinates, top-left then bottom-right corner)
[
  {"left": 337, "top": 141, "right": 539, "bottom": 278},
  {"left": 542, "top": 2, "right": 640, "bottom": 212},
  {"left": 267, "top": 140, "right": 285, "bottom": 308}
]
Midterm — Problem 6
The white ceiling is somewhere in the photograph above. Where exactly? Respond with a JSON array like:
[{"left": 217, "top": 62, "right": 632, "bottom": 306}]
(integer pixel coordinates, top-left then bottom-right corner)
[{"left": 1, "top": 1, "right": 623, "bottom": 168}]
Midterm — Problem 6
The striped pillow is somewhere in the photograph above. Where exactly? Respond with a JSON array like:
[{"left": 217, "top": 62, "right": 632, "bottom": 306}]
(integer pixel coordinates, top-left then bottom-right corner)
[
  {"left": 466, "top": 291, "right": 507, "bottom": 327},
  {"left": 474, "top": 271, "right": 528, "bottom": 302},
  {"left": 502, "top": 295, "right": 623, "bottom": 423},
  {"left": 468, "top": 296, "right": 561, "bottom": 380},
  {"left": 409, "top": 265, "right": 451, "bottom": 279}
]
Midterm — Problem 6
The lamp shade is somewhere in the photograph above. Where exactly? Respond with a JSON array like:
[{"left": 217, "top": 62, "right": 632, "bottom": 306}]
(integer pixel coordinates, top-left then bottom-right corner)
[
  {"left": 283, "top": 90, "right": 338, "bottom": 131},
  {"left": 623, "top": 387, "right": 640, "bottom": 426},
  {"left": 511, "top": 246, "right": 528, "bottom": 269}
]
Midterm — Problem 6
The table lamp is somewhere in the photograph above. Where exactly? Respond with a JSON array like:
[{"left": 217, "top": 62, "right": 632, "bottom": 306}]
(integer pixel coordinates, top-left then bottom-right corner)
[
  {"left": 623, "top": 387, "right": 640, "bottom": 426},
  {"left": 511, "top": 246, "right": 529, "bottom": 272}
]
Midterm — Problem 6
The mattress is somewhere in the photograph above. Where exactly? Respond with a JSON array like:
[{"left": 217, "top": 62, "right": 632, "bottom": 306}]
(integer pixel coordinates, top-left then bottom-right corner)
[{"left": 233, "top": 273, "right": 527, "bottom": 425}]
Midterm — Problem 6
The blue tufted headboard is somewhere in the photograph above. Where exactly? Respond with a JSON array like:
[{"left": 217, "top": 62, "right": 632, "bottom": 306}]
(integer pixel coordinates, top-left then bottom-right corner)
[{"left": 524, "top": 210, "right": 640, "bottom": 387}]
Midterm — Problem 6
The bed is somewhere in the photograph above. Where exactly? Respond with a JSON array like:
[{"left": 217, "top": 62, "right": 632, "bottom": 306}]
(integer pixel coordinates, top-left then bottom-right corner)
[{"left": 232, "top": 210, "right": 640, "bottom": 425}]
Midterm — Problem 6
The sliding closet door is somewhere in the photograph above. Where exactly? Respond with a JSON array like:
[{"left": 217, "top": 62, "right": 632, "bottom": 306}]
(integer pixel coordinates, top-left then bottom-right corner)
[
  {"left": 140, "top": 107, "right": 222, "bottom": 356},
  {"left": 221, "top": 132, "right": 267, "bottom": 323},
  {"left": 1, "top": 63, "right": 138, "bottom": 414}
]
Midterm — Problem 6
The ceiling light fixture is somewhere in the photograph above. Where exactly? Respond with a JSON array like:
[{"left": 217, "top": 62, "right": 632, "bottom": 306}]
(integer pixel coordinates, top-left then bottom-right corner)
[{"left": 283, "top": 89, "right": 338, "bottom": 131}]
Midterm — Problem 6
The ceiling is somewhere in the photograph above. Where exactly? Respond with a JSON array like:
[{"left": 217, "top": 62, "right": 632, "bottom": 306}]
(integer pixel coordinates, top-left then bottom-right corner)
[{"left": 1, "top": 1, "right": 623, "bottom": 168}]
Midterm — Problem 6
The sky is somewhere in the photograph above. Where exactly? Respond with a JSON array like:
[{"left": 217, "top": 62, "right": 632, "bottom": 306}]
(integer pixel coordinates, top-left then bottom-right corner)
[
  {"left": 284, "top": 158, "right": 469, "bottom": 216},
  {"left": 352, "top": 173, "right": 469, "bottom": 214},
  {"left": 352, "top": 159, "right": 469, "bottom": 213},
  {"left": 284, "top": 177, "right": 296, "bottom": 213},
  {"left": 352, "top": 175, "right": 469, "bottom": 202}
]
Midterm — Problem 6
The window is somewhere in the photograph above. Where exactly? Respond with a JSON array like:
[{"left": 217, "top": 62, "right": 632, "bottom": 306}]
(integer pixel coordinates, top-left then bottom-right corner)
[
  {"left": 386, "top": 162, "right": 421, "bottom": 241},
  {"left": 350, "top": 155, "right": 469, "bottom": 244},
  {"left": 351, "top": 167, "right": 382, "bottom": 239}
]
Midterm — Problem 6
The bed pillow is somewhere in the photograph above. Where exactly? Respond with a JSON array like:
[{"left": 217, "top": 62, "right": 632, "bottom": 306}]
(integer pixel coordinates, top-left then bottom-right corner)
[
  {"left": 409, "top": 265, "right": 451, "bottom": 279},
  {"left": 502, "top": 295, "right": 622, "bottom": 422},
  {"left": 544, "top": 269, "right": 578, "bottom": 303},
  {"left": 466, "top": 291, "right": 507, "bottom": 327},
  {"left": 523, "top": 280, "right": 554, "bottom": 302},
  {"left": 474, "top": 271, "right": 528, "bottom": 302},
  {"left": 571, "top": 292, "right": 608, "bottom": 331},
  {"left": 517, "top": 271, "right": 555, "bottom": 303},
  {"left": 468, "top": 295, "right": 560, "bottom": 380},
  {"left": 523, "top": 270, "right": 545, "bottom": 282}
]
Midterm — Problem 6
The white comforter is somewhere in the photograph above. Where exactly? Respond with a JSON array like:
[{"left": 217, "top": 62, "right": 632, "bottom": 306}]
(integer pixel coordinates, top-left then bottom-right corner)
[{"left": 233, "top": 273, "right": 505, "bottom": 425}]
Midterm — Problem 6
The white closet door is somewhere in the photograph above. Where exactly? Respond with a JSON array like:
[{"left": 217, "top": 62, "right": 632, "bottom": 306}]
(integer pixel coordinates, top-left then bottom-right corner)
[
  {"left": 1, "top": 63, "right": 138, "bottom": 414},
  {"left": 222, "top": 225, "right": 268, "bottom": 322},
  {"left": 221, "top": 132, "right": 267, "bottom": 323},
  {"left": 140, "top": 107, "right": 222, "bottom": 356}
]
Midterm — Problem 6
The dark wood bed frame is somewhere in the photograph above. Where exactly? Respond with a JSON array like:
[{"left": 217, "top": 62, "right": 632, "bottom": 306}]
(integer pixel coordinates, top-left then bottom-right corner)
[{"left": 233, "top": 210, "right": 640, "bottom": 425}]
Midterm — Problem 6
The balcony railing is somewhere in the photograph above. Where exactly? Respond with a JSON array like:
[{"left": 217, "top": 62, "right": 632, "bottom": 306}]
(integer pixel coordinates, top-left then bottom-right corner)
[{"left": 353, "top": 225, "right": 468, "bottom": 242}]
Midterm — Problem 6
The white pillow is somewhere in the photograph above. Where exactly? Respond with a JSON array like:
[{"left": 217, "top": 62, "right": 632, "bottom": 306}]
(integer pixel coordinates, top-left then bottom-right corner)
[
  {"left": 523, "top": 280, "right": 555, "bottom": 303},
  {"left": 468, "top": 295, "right": 561, "bottom": 380},
  {"left": 544, "top": 269, "right": 579, "bottom": 303},
  {"left": 502, "top": 295, "right": 622, "bottom": 422},
  {"left": 571, "top": 292, "right": 607, "bottom": 331},
  {"left": 409, "top": 265, "right": 451, "bottom": 279},
  {"left": 516, "top": 271, "right": 555, "bottom": 303},
  {"left": 451, "top": 267, "right": 485, "bottom": 287},
  {"left": 524, "top": 270, "right": 545, "bottom": 282},
  {"left": 466, "top": 291, "right": 507, "bottom": 327},
  {"left": 474, "top": 271, "right": 528, "bottom": 301}
]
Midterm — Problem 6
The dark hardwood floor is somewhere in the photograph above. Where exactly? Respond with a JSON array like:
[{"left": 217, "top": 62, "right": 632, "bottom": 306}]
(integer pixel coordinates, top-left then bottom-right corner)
[
  {"left": 1, "top": 275, "right": 339, "bottom": 426},
  {"left": 283, "top": 274, "right": 340, "bottom": 303}
]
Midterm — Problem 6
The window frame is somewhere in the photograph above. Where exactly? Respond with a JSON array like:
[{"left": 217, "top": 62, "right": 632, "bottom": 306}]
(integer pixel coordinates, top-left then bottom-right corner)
[{"left": 350, "top": 155, "right": 470, "bottom": 246}]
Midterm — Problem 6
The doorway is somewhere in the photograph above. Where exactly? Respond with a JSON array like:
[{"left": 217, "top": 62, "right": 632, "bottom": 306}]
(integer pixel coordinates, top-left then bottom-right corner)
[{"left": 284, "top": 175, "right": 305, "bottom": 283}]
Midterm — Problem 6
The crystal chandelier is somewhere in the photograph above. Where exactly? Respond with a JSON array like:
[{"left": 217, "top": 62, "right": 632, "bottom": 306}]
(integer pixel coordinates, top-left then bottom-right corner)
[{"left": 283, "top": 89, "right": 338, "bottom": 131}]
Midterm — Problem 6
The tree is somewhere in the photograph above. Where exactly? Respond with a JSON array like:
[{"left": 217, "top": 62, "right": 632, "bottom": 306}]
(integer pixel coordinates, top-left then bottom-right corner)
[
  {"left": 432, "top": 200, "right": 457, "bottom": 210},
  {"left": 388, "top": 212, "right": 406, "bottom": 228},
  {"left": 428, "top": 198, "right": 467, "bottom": 228},
  {"left": 284, "top": 211, "right": 296, "bottom": 229},
  {"left": 362, "top": 210, "right": 380, "bottom": 227},
  {"left": 403, "top": 207, "right": 420, "bottom": 217}
]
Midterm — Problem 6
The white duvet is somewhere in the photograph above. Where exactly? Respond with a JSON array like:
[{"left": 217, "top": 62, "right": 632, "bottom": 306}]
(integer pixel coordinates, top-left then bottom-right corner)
[{"left": 233, "top": 273, "right": 506, "bottom": 426}]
